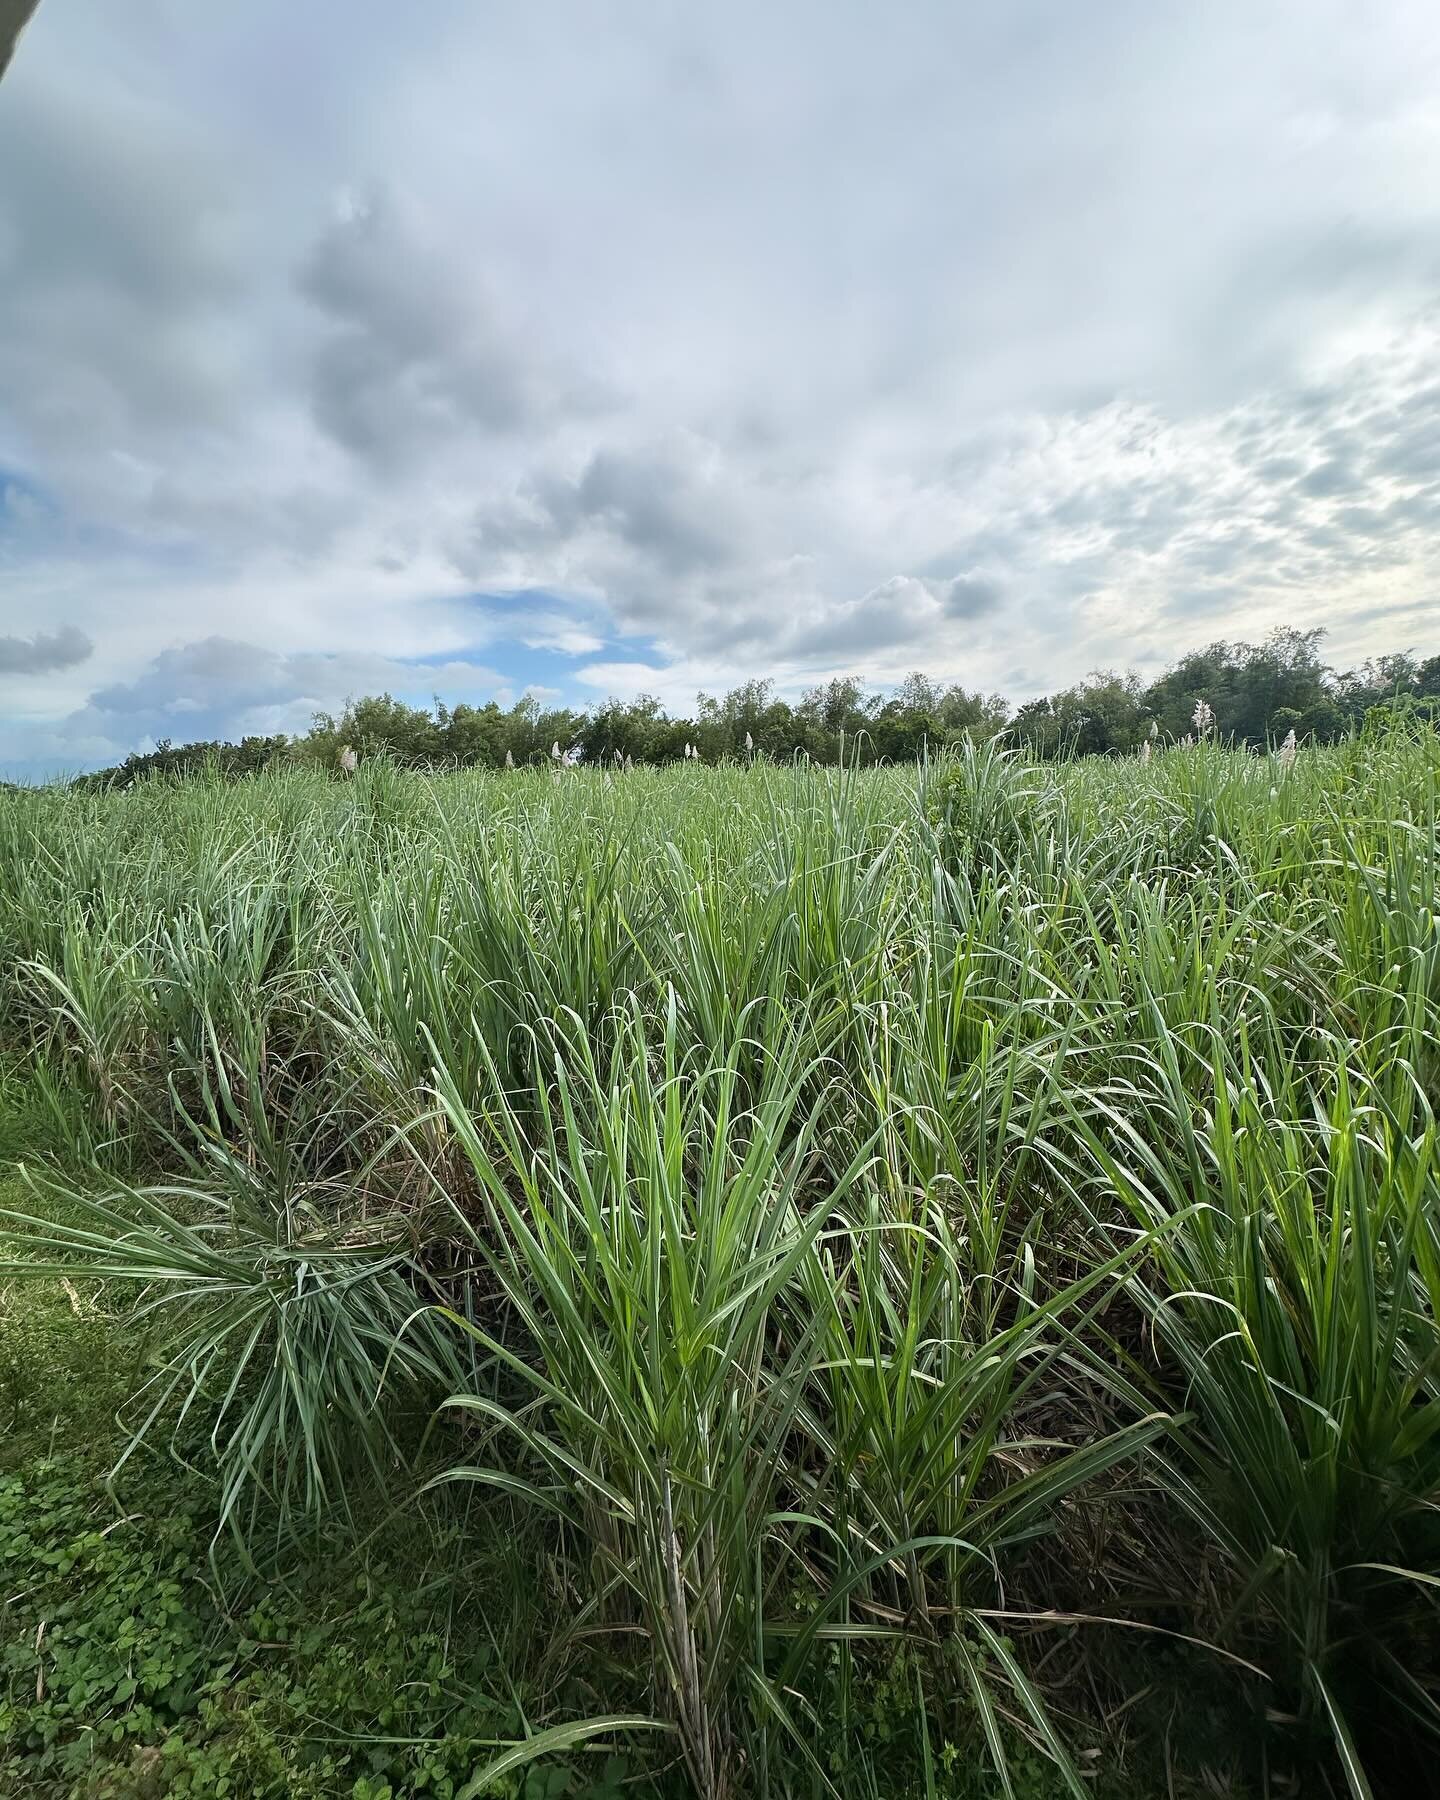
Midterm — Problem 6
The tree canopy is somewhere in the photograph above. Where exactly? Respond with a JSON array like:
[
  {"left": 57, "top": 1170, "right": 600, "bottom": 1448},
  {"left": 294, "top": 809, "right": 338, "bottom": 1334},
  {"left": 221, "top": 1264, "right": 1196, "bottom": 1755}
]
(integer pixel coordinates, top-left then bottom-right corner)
[{"left": 71, "top": 623, "right": 1440, "bottom": 787}]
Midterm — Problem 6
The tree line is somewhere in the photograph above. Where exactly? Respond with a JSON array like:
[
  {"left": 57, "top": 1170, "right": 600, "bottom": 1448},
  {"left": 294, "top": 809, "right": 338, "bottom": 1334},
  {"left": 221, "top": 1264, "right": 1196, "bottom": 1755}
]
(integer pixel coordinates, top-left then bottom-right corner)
[{"left": 75, "top": 626, "right": 1440, "bottom": 787}]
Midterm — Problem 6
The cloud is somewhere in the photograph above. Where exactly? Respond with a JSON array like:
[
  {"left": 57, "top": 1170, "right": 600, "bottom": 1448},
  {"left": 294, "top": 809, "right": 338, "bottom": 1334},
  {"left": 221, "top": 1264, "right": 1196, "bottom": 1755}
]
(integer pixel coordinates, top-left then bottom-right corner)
[
  {"left": 56, "top": 636, "right": 505, "bottom": 762},
  {"left": 0, "top": 69, "right": 250, "bottom": 525},
  {"left": 571, "top": 442, "right": 733, "bottom": 577},
  {"left": 0, "top": 623, "right": 92, "bottom": 673},
  {"left": 936, "top": 573, "right": 1004, "bottom": 620},
  {"left": 2, "top": 0, "right": 1440, "bottom": 770},
  {"left": 1298, "top": 459, "right": 1356, "bottom": 497},
  {"left": 498, "top": 432, "right": 765, "bottom": 635},
  {"left": 780, "top": 573, "right": 1003, "bottom": 662},
  {"left": 296, "top": 191, "right": 539, "bottom": 467},
  {"left": 783, "top": 578, "right": 936, "bottom": 660}
]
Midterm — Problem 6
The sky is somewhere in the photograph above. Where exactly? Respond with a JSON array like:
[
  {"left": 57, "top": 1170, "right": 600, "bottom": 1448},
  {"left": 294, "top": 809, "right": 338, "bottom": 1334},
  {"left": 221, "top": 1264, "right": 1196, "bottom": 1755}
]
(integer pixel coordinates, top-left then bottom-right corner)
[{"left": 2, "top": 1, "right": 1439, "bottom": 776}]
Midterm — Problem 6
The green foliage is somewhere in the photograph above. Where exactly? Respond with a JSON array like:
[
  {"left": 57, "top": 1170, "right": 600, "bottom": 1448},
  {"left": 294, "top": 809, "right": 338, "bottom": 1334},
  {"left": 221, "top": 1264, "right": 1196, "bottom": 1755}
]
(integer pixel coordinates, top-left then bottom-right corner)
[
  {"left": 2, "top": 726, "right": 1439, "bottom": 1796},
  {"left": 4, "top": 1168, "right": 467, "bottom": 1557},
  {"left": 1360, "top": 691, "right": 1440, "bottom": 742},
  {"left": 57, "top": 620, "right": 1440, "bottom": 786},
  {"left": 0, "top": 1457, "right": 613, "bottom": 1800},
  {"left": 924, "top": 735, "right": 1050, "bottom": 881},
  {"left": 71, "top": 734, "right": 295, "bottom": 791},
  {"left": 1010, "top": 624, "right": 1440, "bottom": 757}
]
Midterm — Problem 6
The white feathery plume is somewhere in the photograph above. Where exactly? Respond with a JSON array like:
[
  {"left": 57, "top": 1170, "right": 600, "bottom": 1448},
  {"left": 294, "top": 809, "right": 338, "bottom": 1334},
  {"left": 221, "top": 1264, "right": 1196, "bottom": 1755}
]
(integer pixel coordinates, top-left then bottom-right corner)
[
  {"left": 1278, "top": 727, "right": 1298, "bottom": 771},
  {"left": 745, "top": 731, "right": 754, "bottom": 753},
  {"left": 1148, "top": 718, "right": 1159, "bottom": 740},
  {"left": 1140, "top": 738, "right": 1152, "bottom": 765},
  {"left": 1192, "top": 697, "right": 1214, "bottom": 735},
  {"left": 551, "top": 740, "right": 561, "bottom": 761},
  {"left": 504, "top": 749, "right": 514, "bottom": 769}
]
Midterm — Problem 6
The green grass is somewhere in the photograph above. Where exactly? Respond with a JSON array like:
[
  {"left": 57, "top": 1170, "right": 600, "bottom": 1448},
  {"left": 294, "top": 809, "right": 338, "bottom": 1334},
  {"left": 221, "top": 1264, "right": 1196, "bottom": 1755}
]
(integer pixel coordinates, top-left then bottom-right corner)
[
  {"left": 0, "top": 731, "right": 1435, "bottom": 1796},
  {"left": 0, "top": 1174, "right": 645, "bottom": 1800}
]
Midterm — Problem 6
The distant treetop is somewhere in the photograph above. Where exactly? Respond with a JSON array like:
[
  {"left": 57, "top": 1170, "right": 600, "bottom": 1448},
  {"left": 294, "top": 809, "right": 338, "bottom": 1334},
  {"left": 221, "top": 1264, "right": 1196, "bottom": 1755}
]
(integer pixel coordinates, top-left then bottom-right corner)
[{"left": 70, "top": 625, "right": 1439, "bottom": 787}]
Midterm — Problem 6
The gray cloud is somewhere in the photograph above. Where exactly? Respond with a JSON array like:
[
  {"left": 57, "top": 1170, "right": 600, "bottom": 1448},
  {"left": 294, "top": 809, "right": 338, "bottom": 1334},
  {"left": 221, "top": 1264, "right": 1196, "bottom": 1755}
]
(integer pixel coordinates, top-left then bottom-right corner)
[
  {"left": 1160, "top": 585, "right": 1243, "bottom": 620},
  {"left": 937, "top": 574, "right": 1003, "bottom": 620},
  {"left": 781, "top": 574, "right": 999, "bottom": 662},
  {"left": 85, "top": 636, "right": 498, "bottom": 719},
  {"left": 2, "top": 0, "right": 1440, "bottom": 771},
  {"left": 1371, "top": 414, "right": 1440, "bottom": 481},
  {"left": 0, "top": 74, "right": 247, "bottom": 492},
  {"left": 0, "top": 624, "right": 93, "bottom": 673},
  {"left": 86, "top": 638, "right": 306, "bottom": 718},
  {"left": 297, "top": 193, "right": 535, "bottom": 466},
  {"left": 768, "top": 568, "right": 1002, "bottom": 665},
  {"left": 59, "top": 635, "right": 506, "bottom": 763},
  {"left": 572, "top": 445, "right": 732, "bottom": 576},
  {"left": 1256, "top": 455, "right": 1305, "bottom": 482},
  {"left": 1299, "top": 459, "right": 1357, "bottom": 497}
]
